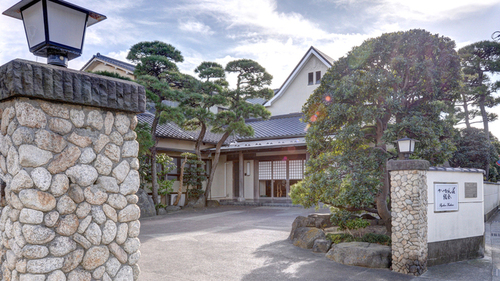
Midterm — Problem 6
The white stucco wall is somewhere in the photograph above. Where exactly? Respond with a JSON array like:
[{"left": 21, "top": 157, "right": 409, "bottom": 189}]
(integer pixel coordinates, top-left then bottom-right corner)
[
  {"left": 427, "top": 171, "right": 484, "bottom": 243},
  {"left": 484, "top": 182, "right": 500, "bottom": 215},
  {"left": 210, "top": 155, "right": 232, "bottom": 198},
  {"left": 267, "top": 55, "right": 329, "bottom": 116},
  {"left": 244, "top": 160, "right": 254, "bottom": 200}
]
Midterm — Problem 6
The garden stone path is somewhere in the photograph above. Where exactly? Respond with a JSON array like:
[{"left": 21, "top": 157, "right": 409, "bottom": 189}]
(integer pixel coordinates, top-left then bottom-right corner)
[{"left": 138, "top": 205, "right": 493, "bottom": 281}]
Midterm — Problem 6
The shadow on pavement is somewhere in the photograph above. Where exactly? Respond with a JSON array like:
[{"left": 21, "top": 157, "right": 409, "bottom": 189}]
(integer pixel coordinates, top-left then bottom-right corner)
[{"left": 241, "top": 239, "right": 414, "bottom": 281}]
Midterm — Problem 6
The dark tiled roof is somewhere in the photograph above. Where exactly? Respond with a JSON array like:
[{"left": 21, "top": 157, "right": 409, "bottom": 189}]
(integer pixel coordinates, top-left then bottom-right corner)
[
  {"left": 239, "top": 113, "right": 306, "bottom": 141},
  {"left": 137, "top": 112, "right": 233, "bottom": 144},
  {"left": 81, "top": 53, "right": 136, "bottom": 72},
  {"left": 137, "top": 112, "right": 306, "bottom": 145},
  {"left": 246, "top": 98, "right": 267, "bottom": 105}
]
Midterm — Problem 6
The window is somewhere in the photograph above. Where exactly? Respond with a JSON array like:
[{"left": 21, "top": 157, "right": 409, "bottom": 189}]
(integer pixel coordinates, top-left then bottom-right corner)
[
  {"left": 316, "top": 71, "right": 321, "bottom": 84},
  {"left": 308, "top": 72, "right": 314, "bottom": 85},
  {"left": 258, "top": 159, "right": 306, "bottom": 198}
]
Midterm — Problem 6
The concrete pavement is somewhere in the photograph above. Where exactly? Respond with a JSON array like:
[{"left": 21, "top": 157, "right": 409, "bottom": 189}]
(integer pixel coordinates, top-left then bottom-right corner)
[{"left": 138, "top": 206, "right": 495, "bottom": 281}]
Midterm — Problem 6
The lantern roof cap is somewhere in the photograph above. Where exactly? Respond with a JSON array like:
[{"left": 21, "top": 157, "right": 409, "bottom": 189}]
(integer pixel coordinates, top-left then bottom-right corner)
[
  {"left": 3, "top": 0, "right": 106, "bottom": 26},
  {"left": 393, "top": 136, "right": 420, "bottom": 143}
]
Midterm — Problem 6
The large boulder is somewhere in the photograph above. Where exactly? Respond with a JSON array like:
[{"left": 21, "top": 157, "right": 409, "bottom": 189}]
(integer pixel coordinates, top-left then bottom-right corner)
[
  {"left": 289, "top": 216, "right": 316, "bottom": 240},
  {"left": 313, "top": 239, "right": 332, "bottom": 253},
  {"left": 308, "top": 213, "right": 334, "bottom": 229},
  {"left": 326, "top": 242, "right": 391, "bottom": 268},
  {"left": 289, "top": 214, "right": 333, "bottom": 240},
  {"left": 292, "top": 227, "right": 326, "bottom": 249},
  {"left": 136, "top": 189, "right": 155, "bottom": 218}
]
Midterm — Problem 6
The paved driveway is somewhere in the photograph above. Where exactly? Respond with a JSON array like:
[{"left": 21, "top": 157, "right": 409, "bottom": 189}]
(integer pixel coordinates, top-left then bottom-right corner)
[{"left": 138, "top": 206, "right": 491, "bottom": 281}]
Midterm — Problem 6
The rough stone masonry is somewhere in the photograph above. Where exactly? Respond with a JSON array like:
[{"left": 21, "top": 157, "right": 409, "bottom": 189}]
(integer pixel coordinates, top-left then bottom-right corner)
[
  {"left": 0, "top": 59, "right": 146, "bottom": 281},
  {"left": 388, "top": 159, "right": 430, "bottom": 276}
]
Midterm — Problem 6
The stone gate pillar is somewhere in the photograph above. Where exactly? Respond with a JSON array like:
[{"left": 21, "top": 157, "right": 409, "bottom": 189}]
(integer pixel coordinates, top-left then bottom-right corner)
[
  {"left": 387, "top": 160, "right": 429, "bottom": 276},
  {"left": 0, "top": 59, "right": 145, "bottom": 281}
]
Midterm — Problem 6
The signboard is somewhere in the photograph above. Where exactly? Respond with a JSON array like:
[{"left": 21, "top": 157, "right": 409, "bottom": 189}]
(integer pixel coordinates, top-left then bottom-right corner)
[
  {"left": 496, "top": 155, "right": 500, "bottom": 166},
  {"left": 435, "top": 183, "right": 459, "bottom": 212},
  {"left": 464, "top": 182, "right": 477, "bottom": 198}
]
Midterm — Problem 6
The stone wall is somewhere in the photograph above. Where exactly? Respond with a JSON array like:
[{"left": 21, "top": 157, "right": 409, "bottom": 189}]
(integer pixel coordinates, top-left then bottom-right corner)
[
  {"left": 388, "top": 160, "right": 429, "bottom": 276},
  {"left": 0, "top": 97, "right": 141, "bottom": 280}
]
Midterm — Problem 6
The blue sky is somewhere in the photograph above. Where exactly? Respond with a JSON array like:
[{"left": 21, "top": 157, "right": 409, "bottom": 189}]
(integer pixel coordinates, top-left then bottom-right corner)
[{"left": 1, "top": 0, "right": 500, "bottom": 138}]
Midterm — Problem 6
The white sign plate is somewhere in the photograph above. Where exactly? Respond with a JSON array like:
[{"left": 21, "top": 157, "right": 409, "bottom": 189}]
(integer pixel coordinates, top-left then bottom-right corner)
[{"left": 435, "top": 183, "right": 459, "bottom": 212}]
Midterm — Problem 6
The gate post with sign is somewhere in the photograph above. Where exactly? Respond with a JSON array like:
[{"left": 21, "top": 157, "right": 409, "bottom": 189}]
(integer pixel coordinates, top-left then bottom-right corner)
[{"left": 387, "top": 159, "right": 430, "bottom": 276}]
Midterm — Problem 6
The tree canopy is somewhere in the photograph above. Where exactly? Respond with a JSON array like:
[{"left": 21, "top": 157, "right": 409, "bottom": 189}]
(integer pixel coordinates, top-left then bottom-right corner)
[
  {"left": 128, "top": 41, "right": 194, "bottom": 206},
  {"left": 291, "top": 29, "right": 461, "bottom": 231},
  {"left": 457, "top": 41, "right": 500, "bottom": 179},
  {"left": 204, "top": 59, "right": 274, "bottom": 199}
]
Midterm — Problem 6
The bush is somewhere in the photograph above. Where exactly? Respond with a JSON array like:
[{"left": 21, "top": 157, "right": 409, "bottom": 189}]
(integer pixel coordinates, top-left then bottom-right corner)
[
  {"left": 362, "top": 233, "right": 391, "bottom": 245},
  {"left": 326, "top": 233, "right": 356, "bottom": 244}
]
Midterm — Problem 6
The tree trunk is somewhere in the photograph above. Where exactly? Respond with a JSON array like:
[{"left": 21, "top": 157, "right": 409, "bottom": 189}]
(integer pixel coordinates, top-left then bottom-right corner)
[
  {"left": 462, "top": 93, "right": 471, "bottom": 129},
  {"left": 173, "top": 154, "right": 188, "bottom": 206},
  {"left": 204, "top": 131, "right": 230, "bottom": 201},
  {"left": 479, "top": 95, "right": 491, "bottom": 179},
  {"left": 376, "top": 115, "right": 392, "bottom": 233},
  {"left": 195, "top": 123, "right": 207, "bottom": 160},
  {"left": 150, "top": 115, "right": 160, "bottom": 206},
  {"left": 378, "top": 163, "right": 392, "bottom": 233}
]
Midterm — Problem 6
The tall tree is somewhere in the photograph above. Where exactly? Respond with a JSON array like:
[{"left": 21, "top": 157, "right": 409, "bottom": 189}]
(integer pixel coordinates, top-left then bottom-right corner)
[
  {"left": 182, "top": 62, "right": 228, "bottom": 160},
  {"left": 291, "top": 30, "right": 461, "bottom": 232},
  {"left": 458, "top": 41, "right": 500, "bottom": 179},
  {"left": 449, "top": 128, "right": 498, "bottom": 182},
  {"left": 204, "top": 59, "right": 274, "bottom": 200},
  {"left": 127, "top": 41, "right": 190, "bottom": 206}
]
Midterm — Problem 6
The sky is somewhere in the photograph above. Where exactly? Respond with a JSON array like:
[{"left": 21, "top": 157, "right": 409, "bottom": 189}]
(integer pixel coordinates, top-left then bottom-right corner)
[{"left": 0, "top": 0, "right": 499, "bottom": 139}]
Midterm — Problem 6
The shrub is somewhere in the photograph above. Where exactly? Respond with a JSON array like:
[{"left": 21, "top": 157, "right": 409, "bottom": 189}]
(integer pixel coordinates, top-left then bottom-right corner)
[
  {"left": 326, "top": 233, "right": 356, "bottom": 244},
  {"left": 362, "top": 233, "right": 391, "bottom": 245}
]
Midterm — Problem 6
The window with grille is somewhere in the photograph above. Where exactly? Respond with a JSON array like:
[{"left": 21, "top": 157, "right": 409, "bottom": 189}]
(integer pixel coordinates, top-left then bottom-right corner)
[
  {"left": 259, "top": 161, "right": 272, "bottom": 180},
  {"left": 289, "top": 160, "right": 304, "bottom": 179},
  {"left": 259, "top": 159, "right": 305, "bottom": 180},
  {"left": 273, "top": 161, "right": 287, "bottom": 180}
]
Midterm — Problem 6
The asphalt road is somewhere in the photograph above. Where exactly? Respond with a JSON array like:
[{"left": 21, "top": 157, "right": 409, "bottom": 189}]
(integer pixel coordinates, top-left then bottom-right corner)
[{"left": 138, "top": 205, "right": 492, "bottom": 281}]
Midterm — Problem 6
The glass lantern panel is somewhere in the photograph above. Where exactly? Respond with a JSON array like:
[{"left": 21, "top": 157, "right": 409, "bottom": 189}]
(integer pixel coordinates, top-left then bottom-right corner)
[
  {"left": 22, "top": 1, "right": 45, "bottom": 48},
  {"left": 409, "top": 140, "right": 415, "bottom": 152},
  {"left": 398, "top": 139, "right": 411, "bottom": 153},
  {"left": 47, "top": 1, "right": 87, "bottom": 50}
]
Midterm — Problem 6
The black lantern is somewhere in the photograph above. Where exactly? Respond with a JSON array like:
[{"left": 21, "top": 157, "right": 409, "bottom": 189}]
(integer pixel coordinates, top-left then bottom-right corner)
[
  {"left": 3, "top": 0, "right": 106, "bottom": 67},
  {"left": 394, "top": 137, "right": 419, "bottom": 160}
]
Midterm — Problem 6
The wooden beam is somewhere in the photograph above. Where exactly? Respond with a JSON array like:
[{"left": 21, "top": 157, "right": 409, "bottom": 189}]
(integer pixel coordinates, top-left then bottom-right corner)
[{"left": 239, "top": 151, "right": 244, "bottom": 201}]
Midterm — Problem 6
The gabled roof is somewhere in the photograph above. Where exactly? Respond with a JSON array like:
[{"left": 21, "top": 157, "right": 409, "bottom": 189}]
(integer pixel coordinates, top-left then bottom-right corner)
[
  {"left": 264, "top": 46, "right": 333, "bottom": 107},
  {"left": 81, "top": 53, "right": 136, "bottom": 74}
]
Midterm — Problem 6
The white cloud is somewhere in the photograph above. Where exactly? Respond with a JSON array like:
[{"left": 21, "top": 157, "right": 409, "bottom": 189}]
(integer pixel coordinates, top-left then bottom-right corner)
[
  {"left": 172, "top": 0, "right": 330, "bottom": 40},
  {"left": 179, "top": 20, "right": 214, "bottom": 35}
]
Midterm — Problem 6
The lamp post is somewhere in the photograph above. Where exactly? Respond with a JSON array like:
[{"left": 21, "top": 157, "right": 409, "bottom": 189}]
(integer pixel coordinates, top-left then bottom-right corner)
[
  {"left": 395, "top": 137, "right": 419, "bottom": 160},
  {"left": 3, "top": 0, "right": 106, "bottom": 67}
]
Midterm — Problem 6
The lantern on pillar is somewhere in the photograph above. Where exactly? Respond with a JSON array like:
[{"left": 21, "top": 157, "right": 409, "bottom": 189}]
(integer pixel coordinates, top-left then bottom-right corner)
[
  {"left": 394, "top": 137, "right": 419, "bottom": 160},
  {"left": 3, "top": 0, "right": 106, "bottom": 67}
]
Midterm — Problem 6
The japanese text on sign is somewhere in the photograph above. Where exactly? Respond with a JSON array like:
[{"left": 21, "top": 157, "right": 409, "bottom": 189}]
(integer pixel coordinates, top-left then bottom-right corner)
[{"left": 435, "top": 183, "right": 459, "bottom": 212}]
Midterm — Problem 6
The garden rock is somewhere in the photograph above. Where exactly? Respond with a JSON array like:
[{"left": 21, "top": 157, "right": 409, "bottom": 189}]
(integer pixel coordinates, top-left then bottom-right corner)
[
  {"left": 136, "top": 189, "right": 155, "bottom": 218},
  {"left": 325, "top": 242, "right": 391, "bottom": 268},
  {"left": 292, "top": 227, "right": 326, "bottom": 249},
  {"left": 313, "top": 239, "right": 332, "bottom": 253}
]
